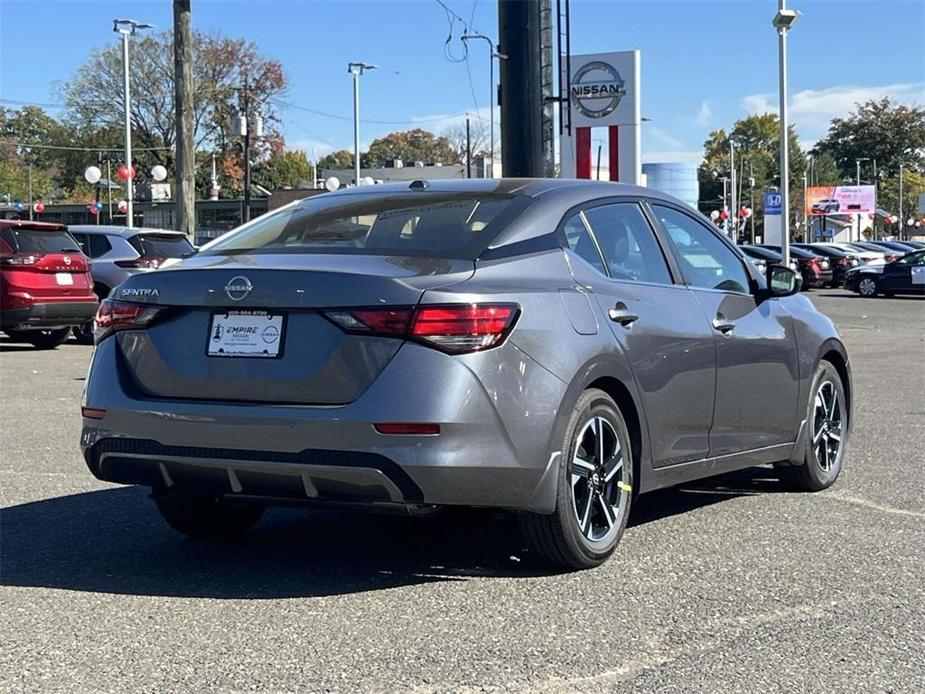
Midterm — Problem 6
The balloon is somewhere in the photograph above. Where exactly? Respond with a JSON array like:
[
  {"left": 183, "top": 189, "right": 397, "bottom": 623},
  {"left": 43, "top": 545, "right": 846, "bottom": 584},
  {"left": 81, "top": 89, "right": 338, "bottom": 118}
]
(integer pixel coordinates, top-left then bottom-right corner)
[
  {"left": 719, "top": 209, "right": 730, "bottom": 221},
  {"left": 710, "top": 210, "right": 720, "bottom": 221},
  {"left": 324, "top": 176, "right": 341, "bottom": 192},
  {"left": 33, "top": 202, "right": 45, "bottom": 213},
  {"left": 117, "top": 165, "right": 136, "bottom": 182},
  {"left": 14, "top": 202, "right": 23, "bottom": 212},
  {"left": 151, "top": 165, "right": 167, "bottom": 182},
  {"left": 117, "top": 200, "right": 128, "bottom": 213},
  {"left": 84, "top": 166, "right": 102, "bottom": 184}
]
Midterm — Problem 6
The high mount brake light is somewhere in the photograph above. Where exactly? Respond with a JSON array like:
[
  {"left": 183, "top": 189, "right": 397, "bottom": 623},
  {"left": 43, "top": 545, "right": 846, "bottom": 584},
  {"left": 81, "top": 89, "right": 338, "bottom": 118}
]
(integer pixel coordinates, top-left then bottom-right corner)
[
  {"left": 93, "top": 298, "right": 165, "bottom": 344},
  {"left": 324, "top": 303, "right": 519, "bottom": 354}
]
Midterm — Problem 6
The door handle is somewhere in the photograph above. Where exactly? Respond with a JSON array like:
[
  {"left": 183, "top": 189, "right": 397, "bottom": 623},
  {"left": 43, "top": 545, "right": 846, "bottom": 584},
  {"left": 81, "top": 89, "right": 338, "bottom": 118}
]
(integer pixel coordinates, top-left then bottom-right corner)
[
  {"left": 608, "top": 302, "right": 639, "bottom": 327},
  {"left": 712, "top": 313, "right": 735, "bottom": 336}
]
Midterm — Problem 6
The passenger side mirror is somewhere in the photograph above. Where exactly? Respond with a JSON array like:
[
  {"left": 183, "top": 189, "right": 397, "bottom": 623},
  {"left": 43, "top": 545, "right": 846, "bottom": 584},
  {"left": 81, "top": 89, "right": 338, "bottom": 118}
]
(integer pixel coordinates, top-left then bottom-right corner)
[{"left": 763, "top": 265, "right": 800, "bottom": 298}]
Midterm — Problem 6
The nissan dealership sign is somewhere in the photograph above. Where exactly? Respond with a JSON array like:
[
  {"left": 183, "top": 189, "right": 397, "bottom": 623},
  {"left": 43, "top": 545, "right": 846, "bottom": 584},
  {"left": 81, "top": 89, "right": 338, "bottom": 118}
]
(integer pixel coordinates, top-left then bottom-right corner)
[{"left": 565, "top": 51, "right": 640, "bottom": 129}]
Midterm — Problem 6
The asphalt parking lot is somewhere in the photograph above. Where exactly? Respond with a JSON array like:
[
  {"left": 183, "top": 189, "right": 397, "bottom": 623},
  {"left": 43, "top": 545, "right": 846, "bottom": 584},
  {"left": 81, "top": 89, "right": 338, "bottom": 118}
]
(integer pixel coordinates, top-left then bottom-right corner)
[{"left": 1, "top": 290, "right": 923, "bottom": 693}]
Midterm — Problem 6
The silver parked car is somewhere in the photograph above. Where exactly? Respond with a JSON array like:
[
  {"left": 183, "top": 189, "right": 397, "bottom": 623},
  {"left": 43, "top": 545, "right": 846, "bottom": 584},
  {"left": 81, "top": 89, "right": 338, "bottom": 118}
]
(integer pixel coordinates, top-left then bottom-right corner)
[
  {"left": 67, "top": 225, "right": 196, "bottom": 342},
  {"left": 81, "top": 180, "right": 851, "bottom": 569}
]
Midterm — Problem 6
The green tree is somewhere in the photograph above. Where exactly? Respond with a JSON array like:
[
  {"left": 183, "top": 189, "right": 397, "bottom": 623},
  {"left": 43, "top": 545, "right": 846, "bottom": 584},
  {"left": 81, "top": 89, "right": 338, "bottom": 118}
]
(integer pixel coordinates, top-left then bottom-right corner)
[
  {"left": 362, "top": 129, "right": 457, "bottom": 168},
  {"left": 813, "top": 98, "right": 925, "bottom": 177},
  {"left": 699, "top": 113, "right": 806, "bottom": 239},
  {"left": 0, "top": 160, "right": 54, "bottom": 204},
  {"left": 316, "top": 149, "right": 354, "bottom": 171},
  {"left": 256, "top": 149, "right": 313, "bottom": 189}
]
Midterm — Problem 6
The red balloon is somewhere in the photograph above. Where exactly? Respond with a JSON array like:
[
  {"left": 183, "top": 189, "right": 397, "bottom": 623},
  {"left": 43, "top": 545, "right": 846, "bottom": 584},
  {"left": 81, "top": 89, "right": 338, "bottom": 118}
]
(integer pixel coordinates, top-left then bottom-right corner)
[
  {"left": 719, "top": 209, "right": 730, "bottom": 220},
  {"left": 33, "top": 202, "right": 45, "bottom": 213},
  {"left": 117, "top": 164, "right": 136, "bottom": 182},
  {"left": 739, "top": 207, "right": 749, "bottom": 218}
]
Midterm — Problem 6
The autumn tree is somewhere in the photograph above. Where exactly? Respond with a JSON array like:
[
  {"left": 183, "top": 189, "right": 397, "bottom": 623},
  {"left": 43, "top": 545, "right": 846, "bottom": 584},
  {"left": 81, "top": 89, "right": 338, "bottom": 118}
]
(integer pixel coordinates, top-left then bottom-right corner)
[
  {"left": 60, "top": 29, "right": 288, "bottom": 189},
  {"left": 363, "top": 129, "right": 457, "bottom": 168}
]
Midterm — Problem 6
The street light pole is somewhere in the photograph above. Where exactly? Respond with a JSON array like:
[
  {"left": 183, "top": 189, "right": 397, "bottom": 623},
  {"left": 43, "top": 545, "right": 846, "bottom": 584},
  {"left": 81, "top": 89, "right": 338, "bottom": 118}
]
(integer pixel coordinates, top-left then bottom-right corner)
[
  {"left": 113, "top": 19, "right": 153, "bottom": 229},
  {"left": 461, "top": 33, "right": 507, "bottom": 178},
  {"left": 899, "top": 162, "right": 904, "bottom": 240},
  {"left": 773, "top": 1, "right": 800, "bottom": 265},
  {"left": 802, "top": 172, "right": 808, "bottom": 242},
  {"left": 347, "top": 62, "right": 376, "bottom": 186},
  {"left": 855, "top": 157, "right": 869, "bottom": 242}
]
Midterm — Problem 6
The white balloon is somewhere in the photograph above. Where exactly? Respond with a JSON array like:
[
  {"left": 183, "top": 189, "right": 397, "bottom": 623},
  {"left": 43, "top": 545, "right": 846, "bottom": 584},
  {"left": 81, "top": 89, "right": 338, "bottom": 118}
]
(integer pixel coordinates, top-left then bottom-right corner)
[
  {"left": 151, "top": 165, "right": 167, "bottom": 182},
  {"left": 324, "top": 176, "right": 341, "bottom": 192},
  {"left": 710, "top": 210, "right": 720, "bottom": 221},
  {"left": 362, "top": 176, "right": 375, "bottom": 186},
  {"left": 84, "top": 166, "right": 102, "bottom": 184}
]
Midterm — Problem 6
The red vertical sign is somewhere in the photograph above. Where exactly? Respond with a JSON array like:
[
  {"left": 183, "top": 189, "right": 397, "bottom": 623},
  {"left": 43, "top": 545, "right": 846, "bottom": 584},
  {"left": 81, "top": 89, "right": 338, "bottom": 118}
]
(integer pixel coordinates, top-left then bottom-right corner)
[
  {"left": 608, "top": 126, "right": 620, "bottom": 181},
  {"left": 576, "top": 127, "right": 591, "bottom": 179}
]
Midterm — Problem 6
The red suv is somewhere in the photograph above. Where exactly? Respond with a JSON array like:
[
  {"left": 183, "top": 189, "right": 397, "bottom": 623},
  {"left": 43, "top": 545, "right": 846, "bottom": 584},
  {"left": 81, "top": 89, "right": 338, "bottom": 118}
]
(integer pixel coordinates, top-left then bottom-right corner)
[{"left": 1, "top": 220, "right": 98, "bottom": 348}]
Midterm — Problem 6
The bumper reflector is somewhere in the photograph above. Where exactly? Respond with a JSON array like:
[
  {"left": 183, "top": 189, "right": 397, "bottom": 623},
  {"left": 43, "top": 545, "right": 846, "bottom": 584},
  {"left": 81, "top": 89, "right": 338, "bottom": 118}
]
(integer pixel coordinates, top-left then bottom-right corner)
[
  {"left": 81, "top": 407, "right": 107, "bottom": 420},
  {"left": 374, "top": 423, "right": 440, "bottom": 435}
]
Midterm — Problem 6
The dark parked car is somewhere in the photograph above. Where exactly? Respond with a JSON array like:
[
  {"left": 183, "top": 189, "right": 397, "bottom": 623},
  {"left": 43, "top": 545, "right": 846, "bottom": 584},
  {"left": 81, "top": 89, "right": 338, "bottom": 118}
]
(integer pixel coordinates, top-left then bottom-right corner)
[
  {"left": 845, "top": 249, "right": 925, "bottom": 297},
  {"left": 866, "top": 240, "right": 918, "bottom": 255},
  {"left": 1, "top": 220, "right": 98, "bottom": 348},
  {"left": 793, "top": 243, "right": 858, "bottom": 287},
  {"left": 758, "top": 244, "right": 832, "bottom": 289},
  {"left": 81, "top": 179, "right": 851, "bottom": 569},
  {"left": 739, "top": 245, "right": 800, "bottom": 280},
  {"left": 901, "top": 241, "right": 925, "bottom": 250}
]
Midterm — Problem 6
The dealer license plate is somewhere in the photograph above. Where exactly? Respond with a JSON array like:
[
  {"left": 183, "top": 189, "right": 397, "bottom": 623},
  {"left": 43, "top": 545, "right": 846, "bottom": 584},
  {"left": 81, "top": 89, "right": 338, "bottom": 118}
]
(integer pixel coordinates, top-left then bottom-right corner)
[
  {"left": 207, "top": 310, "right": 284, "bottom": 358},
  {"left": 55, "top": 272, "right": 74, "bottom": 285}
]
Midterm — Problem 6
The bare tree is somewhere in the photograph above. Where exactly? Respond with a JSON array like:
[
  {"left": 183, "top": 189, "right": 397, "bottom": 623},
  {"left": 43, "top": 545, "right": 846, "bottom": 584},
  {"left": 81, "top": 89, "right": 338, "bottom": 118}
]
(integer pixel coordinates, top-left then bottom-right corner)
[{"left": 443, "top": 119, "right": 489, "bottom": 167}]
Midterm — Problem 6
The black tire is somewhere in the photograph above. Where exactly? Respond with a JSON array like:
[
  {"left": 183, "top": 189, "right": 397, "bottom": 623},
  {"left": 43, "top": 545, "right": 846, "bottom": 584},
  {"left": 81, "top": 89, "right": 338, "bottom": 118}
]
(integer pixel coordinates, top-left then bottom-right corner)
[
  {"left": 775, "top": 360, "right": 847, "bottom": 492},
  {"left": 857, "top": 276, "right": 879, "bottom": 297},
  {"left": 154, "top": 491, "right": 264, "bottom": 539},
  {"left": 519, "top": 388, "right": 633, "bottom": 570},
  {"left": 73, "top": 322, "right": 94, "bottom": 345},
  {"left": 7, "top": 327, "right": 71, "bottom": 349}
]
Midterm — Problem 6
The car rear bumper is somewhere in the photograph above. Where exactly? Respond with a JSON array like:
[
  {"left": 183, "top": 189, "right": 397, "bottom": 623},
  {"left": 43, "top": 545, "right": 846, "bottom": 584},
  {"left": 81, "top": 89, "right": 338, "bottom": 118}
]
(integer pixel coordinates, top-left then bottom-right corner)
[
  {"left": 80, "top": 337, "right": 567, "bottom": 512},
  {"left": 1, "top": 300, "right": 98, "bottom": 330}
]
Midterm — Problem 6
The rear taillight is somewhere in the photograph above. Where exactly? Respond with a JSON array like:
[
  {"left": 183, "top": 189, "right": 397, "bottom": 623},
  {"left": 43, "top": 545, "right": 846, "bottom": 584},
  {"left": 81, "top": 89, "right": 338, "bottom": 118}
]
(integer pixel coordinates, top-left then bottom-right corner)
[
  {"left": 115, "top": 257, "right": 161, "bottom": 269},
  {"left": 0, "top": 253, "right": 41, "bottom": 266},
  {"left": 837, "top": 257, "right": 851, "bottom": 266},
  {"left": 411, "top": 304, "right": 519, "bottom": 353},
  {"left": 93, "top": 299, "right": 165, "bottom": 344},
  {"left": 324, "top": 303, "right": 519, "bottom": 354}
]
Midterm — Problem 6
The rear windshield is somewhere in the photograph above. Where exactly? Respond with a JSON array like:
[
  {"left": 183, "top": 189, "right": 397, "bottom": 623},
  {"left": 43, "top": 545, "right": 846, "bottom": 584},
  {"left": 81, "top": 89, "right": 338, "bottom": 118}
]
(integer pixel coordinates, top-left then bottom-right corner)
[
  {"left": 202, "top": 192, "right": 524, "bottom": 260},
  {"left": 128, "top": 234, "right": 196, "bottom": 259},
  {"left": 0, "top": 227, "right": 82, "bottom": 254}
]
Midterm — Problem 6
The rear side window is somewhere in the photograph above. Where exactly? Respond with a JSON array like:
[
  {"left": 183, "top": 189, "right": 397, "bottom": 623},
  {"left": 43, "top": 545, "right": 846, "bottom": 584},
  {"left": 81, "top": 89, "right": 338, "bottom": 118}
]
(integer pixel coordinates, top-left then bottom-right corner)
[
  {"left": 129, "top": 234, "right": 195, "bottom": 259},
  {"left": 582, "top": 204, "right": 672, "bottom": 284},
  {"left": 0, "top": 228, "right": 81, "bottom": 254},
  {"left": 203, "top": 193, "right": 523, "bottom": 260},
  {"left": 562, "top": 213, "right": 607, "bottom": 275}
]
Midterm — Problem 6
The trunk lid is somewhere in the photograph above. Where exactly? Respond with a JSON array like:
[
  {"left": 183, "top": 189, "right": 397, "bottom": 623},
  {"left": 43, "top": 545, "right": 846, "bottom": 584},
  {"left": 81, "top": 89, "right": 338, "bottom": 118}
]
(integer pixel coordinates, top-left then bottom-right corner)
[{"left": 113, "top": 253, "right": 473, "bottom": 405}]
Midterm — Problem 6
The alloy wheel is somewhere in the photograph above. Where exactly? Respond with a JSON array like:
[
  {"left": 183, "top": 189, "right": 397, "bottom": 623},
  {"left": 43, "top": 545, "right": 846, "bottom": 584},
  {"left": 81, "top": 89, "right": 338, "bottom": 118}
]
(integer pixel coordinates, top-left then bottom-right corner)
[
  {"left": 811, "top": 380, "right": 843, "bottom": 472},
  {"left": 858, "top": 278, "right": 877, "bottom": 297},
  {"left": 569, "top": 416, "right": 629, "bottom": 542}
]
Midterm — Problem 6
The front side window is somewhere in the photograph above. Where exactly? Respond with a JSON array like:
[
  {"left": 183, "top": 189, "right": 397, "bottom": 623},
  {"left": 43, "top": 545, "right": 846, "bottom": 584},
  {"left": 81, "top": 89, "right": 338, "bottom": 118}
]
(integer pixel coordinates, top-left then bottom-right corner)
[
  {"left": 651, "top": 205, "right": 750, "bottom": 294},
  {"left": 896, "top": 250, "right": 925, "bottom": 266},
  {"left": 582, "top": 203, "right": 672, "bottom": 285}
]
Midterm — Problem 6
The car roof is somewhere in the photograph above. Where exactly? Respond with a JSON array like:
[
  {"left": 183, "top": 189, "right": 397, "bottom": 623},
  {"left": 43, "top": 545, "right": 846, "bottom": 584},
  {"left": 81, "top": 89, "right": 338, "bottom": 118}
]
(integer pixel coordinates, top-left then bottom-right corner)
[
  {"left": 67, "top": 225, "right": 185, "bottom": 237},
  {"left": 0, "top": 219, "right": 68, "bottom": 232}
]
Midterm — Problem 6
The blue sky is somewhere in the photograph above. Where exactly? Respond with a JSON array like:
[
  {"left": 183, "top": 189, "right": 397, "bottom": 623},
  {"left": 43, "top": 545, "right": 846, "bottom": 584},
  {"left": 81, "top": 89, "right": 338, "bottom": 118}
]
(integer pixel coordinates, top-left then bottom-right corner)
[{"left": 1, "top": 0, "right": 923, "bottom": 164}]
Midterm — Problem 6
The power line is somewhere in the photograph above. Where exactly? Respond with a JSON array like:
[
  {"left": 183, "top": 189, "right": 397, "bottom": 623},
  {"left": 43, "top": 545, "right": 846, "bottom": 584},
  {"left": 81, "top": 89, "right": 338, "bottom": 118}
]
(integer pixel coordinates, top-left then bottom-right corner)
[{"left": 0, "top": 140, "right": 171, "bottom": 152}]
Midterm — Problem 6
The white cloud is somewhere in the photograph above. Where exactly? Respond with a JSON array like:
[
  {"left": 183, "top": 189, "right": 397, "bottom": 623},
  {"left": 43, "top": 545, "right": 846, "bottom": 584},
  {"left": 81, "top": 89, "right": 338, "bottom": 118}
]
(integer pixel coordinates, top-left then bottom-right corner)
[
  {"left": 741, "top": 82, "right": 925, "bottom": 145},
  {"left": 288, "top": 138, "right": 336, "bottom": 157},
  {"left": 646, "top": 125, "right": 685, "bottom": 151},
  {"left": 695, "top": 101, "right": 712, "bottom": 127}
]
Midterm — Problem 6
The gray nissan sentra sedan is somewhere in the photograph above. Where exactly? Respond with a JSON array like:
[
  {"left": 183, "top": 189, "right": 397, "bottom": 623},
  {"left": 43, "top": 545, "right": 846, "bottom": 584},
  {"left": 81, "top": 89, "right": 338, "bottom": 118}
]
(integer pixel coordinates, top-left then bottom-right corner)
[{"left": 80, "top": 179, "right": 851, "bottom": 569}]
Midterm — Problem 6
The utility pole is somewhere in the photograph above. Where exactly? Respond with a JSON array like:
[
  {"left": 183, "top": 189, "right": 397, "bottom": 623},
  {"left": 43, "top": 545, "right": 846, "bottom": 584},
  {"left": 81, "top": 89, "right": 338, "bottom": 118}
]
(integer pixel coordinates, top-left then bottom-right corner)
[
  {"left": 498, "top": 0, "right": 544, "bottom": 177},
  {"left": 749, "top": 161, "right": 756, "bottom": 244},
  {"left": 899, "top": 162, "right": 904, "bottom": 240},
  {"left": 596, "top": 141, "right": 602, "bottom": 181},
  {"left": 466, "top": 116, "right": 472, "bottom": 178},
  {"left": 241, "top": 77, "right": 252, "bottom": 223},
  {"left": 173, "top": 0, "right": 195, "bottom": 238},
  {"left": 802, "top": 172, "right": 808, "bottom": 243},
  {"left": 27, "top": 164, "right": 33, "bottom": 221}
]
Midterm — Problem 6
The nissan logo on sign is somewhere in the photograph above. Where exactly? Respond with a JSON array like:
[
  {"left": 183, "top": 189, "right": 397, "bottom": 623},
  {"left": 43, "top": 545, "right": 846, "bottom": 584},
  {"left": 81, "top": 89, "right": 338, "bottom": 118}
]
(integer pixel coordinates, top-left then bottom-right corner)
[
  {"left": 224, "top": 275, "right": 253, "bottom": 301},
  {"left": 570, "top": 61, "right": 626, "bottom": 119}
]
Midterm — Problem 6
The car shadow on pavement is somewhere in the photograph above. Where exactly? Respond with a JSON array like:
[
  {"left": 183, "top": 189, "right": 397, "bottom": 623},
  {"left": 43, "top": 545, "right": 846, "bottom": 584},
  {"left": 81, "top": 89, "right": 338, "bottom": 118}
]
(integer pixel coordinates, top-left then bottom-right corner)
[{"left": 1, "top": 467, "right": 782, "bottom": 599}]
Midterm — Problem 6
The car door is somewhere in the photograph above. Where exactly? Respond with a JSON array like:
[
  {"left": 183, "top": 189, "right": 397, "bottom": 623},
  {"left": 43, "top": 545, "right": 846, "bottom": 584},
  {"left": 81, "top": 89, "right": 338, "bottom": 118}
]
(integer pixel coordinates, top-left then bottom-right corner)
[
  {"left": 882, "top": 251, "right": 925, "bottom": 293},
  {"left": 649, "top": 203, "right": 800, "bottom": 456},
  {"left": 562, "top": 201, "right": 716, "bottom": 467}
]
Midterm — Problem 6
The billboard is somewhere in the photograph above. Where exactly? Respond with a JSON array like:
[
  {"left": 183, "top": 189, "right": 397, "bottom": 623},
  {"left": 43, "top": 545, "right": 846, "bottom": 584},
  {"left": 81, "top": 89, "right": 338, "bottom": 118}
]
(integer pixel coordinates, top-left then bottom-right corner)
[{"left": 806, "top": 185, "right": 876, "bottom": 216}]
